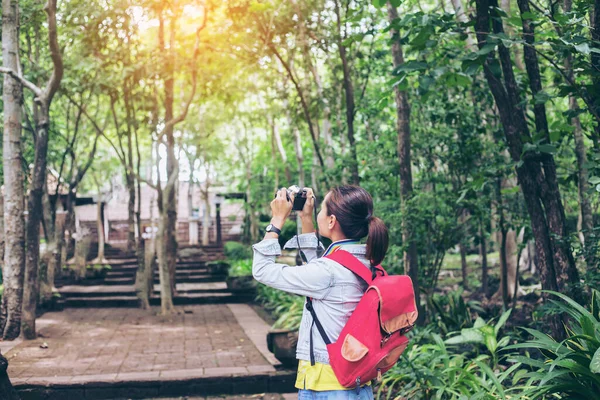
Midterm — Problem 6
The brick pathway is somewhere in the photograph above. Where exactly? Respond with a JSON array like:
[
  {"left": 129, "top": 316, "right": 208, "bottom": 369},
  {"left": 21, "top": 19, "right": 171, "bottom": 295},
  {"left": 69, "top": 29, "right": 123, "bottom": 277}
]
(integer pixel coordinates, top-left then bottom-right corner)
[{"left": 4, "top": 305, "right": 274, "bottom": 382}]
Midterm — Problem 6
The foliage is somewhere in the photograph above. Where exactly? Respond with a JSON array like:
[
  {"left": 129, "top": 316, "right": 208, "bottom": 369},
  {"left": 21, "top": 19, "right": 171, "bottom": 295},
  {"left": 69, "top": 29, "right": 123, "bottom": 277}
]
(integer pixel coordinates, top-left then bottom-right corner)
[
  {"left": 429, "top": 289, "right": 484, "bottom": 336},
  {"left": 445, "top": 309, "right": 513, "bottom": 368},
  {"left": 378, "top": 326, "right": 522, "bottom": 400},
  {"left": 224, "top": 241, "right": 253, "bottom": 261},
  {"left": 505, "top": 290, "right": 600, "bottom": 398},
  {"left": 228, "top": 259, "right": 253, "bottom": 277},
  {"left": 256, "top": 284, "right": 304, "bottom": 331}
]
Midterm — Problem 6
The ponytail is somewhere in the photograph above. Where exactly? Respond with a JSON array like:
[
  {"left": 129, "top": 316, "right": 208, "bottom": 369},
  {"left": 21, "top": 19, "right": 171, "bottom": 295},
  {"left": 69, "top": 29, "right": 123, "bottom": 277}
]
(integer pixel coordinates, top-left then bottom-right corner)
[
  {"left": 326, "top": 185, "right": 389, "bottom": 266},
  {"left": 366, "top": 216, "right": 389, "bottom": 267}
]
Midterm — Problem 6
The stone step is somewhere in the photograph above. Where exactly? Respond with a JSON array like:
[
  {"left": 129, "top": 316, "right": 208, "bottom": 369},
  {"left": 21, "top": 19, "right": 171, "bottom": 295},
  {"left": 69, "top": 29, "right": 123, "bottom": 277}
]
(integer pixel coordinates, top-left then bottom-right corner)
[
  {"left": 59, "top": 285, "right": 135, "bottom": 298},
  {"left": 14, "top": 368, "right": 295, "bottom": 399},
  {"left": 152, "top": 282, "right": 229, "bottom": 294},
  {"left": 64, "top": 295, "right": 139, "bottom": 308},
  {"left": 153, "top": 274, "right": 226, "bottom": 284},
  {"left": 64, "top": 293, "right": 254, "bottom": 308}
]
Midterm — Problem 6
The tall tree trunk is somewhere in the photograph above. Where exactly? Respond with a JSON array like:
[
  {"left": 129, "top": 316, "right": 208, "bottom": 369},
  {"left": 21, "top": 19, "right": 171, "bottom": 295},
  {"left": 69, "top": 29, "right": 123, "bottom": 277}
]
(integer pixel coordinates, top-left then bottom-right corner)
[
  {"left": 591, "top": 0, "right": 600, "bottom": 144},
  {"left": 163, "top": 14, "right": 178, "bottom": 298},
  {"left": 0, "top": 0, "right": 25, "bottom": 340},
  {"left": 459, "top": 242, "right": 469, "bottom": 291},
  {"left": 22, "top": 110, "right": 51, "bottom": 340},
  {"left": 334, "top": 0, "right": 359, "bottom": 185},
  {"left": 474, "top": 0, "right": 576, "bottom": 338},
  {"left": 517, "top": 0, "right": 582, "bottom": 301},
  {"left": 387, "top": 2, "right": 424, "bottom": 325}
]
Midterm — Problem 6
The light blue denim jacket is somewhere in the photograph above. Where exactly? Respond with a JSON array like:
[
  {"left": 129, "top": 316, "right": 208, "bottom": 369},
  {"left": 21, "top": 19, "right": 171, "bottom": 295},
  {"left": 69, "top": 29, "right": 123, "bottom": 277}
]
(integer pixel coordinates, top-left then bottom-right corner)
[{"left": 252, "top": 233, "right": 372, "bottom": 364}]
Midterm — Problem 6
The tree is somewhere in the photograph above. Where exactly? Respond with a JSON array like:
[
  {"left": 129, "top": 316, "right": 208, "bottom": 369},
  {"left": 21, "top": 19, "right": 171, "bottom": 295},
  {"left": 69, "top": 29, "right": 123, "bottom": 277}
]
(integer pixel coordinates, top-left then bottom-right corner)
[
  {"left": 0, "top": 0, "right": 26, "bottom": 341},
  {"left": 386, "top": 1, "right": 424, "bottom": 325}
]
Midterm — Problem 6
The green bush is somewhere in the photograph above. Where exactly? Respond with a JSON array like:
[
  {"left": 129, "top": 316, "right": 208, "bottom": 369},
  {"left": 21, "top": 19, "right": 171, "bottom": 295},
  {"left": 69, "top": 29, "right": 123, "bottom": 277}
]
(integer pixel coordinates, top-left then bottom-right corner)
[
  {"left": 379, "top": 327, "right": 521, "bottom": 400},
  {"left": 228, "top": 259, "right": 253, "bottom": 277},
  {"left": 256, "top": 284, "right": 304, "bottom": 331},
  {"left": 224, "top": 241, "right": 252, "bottom": 260},
  {"left": 504, "top": 289, "right": 600, "bottom": 399},
  {"left": 429, "top": 289, "right": 484, "bottom": 336}
]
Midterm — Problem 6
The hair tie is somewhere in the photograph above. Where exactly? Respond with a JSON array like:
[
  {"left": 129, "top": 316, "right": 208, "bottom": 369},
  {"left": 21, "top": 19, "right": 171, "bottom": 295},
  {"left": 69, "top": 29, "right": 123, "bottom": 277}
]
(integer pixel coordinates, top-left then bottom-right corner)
[{"left": 366, "top": 213, "right": 373, "bottom": 222}]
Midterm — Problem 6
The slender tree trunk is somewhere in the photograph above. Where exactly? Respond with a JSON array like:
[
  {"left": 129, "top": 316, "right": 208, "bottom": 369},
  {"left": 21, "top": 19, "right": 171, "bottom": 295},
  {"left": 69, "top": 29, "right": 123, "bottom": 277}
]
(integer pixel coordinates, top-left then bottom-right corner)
[
  {"left": 0, "top": 193, "right": 4, "bottom": 270},
  {"left": 459, "top": 242, "right": 469, "bottom": 291},
  {"left": 479, "top": 220, "right": 489, "bottom": 295},
  {"left": 1, "top": 0, "right": 26, "bottom": 341},
  {"left": 22, "top": 110, "right": 51, "bottom": 339},
  {"left": 96, "top": 200, "right": 106, "bottom": 261},
  {"left": 334, "top": 0, "right": 359, "bottom": 185},
  {"left": 563, "top": 0, "right": 595, "bottom": 268},
  {"left": 387, "top": 2, "right": 424, "bottom": 324},
  {"left": 126, "top": 173, "right": 136, "bottom": 250}
]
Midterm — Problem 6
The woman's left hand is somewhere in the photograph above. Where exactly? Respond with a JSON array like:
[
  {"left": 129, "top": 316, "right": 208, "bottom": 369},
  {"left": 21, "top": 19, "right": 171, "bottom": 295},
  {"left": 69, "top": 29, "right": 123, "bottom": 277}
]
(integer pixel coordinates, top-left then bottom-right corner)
[{"left": 270, "top": 187, "right": 294, "bottom": 228}]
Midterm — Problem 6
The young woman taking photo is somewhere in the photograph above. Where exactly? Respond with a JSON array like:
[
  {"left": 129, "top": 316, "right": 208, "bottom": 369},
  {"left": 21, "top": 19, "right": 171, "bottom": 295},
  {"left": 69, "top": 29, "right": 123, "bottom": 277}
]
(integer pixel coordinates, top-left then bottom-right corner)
[{"left": 252, "top": 185, "right": 389, "bottom": 400}]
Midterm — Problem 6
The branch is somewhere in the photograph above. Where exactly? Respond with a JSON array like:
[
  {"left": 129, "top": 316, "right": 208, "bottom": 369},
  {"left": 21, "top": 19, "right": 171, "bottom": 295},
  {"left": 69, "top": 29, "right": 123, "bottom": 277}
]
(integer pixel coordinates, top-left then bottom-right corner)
[
  {"left": 156, "top": 7, "right": 207, "bottom": 142},
  {"left": 0, "top": 67, "right": 43, "bottom": 99},
  {"left": 43, "top": 0, "right": 64, "bottom": 104}
]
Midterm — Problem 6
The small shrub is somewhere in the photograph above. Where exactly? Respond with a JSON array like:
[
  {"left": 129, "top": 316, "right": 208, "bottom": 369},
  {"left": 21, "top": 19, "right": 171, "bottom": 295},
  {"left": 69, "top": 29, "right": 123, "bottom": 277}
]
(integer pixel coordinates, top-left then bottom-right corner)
[
  {"left": 228, "top": 259, "right": 253, "bottom": 277},
  {"left": 224, "top": 241, "right": 252, "bottom": 260}
]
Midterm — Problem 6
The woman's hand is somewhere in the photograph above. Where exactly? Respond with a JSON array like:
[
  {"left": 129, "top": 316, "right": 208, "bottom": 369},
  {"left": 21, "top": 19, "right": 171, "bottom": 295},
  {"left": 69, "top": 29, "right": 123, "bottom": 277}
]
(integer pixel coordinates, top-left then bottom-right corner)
[
  {"left": 298, "top": 188, "right": 315, "bottom": 220},
  {"left": 299, "top": 188, "right": 316, "bottom": 234},
  {"left": 270, "top": 187, "right": 294, "bottom": 229}
]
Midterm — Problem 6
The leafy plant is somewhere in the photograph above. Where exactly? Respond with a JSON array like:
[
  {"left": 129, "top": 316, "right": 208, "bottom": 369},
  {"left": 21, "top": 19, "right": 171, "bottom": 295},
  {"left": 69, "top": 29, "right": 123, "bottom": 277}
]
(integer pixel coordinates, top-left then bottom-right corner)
[
  {"left": 429, "top": 289, "right": 484, "bottom": 335},
  {"left": 379, "top": 326, "right": 522, "bottom": 400},
  {"left": 505, "top": 289, "right": 600, "bottom": 399},
  {"left": 228, "top": 259, "right": 253, "bottom": 277},
  {"left": 272, "top": 296, "right": 304, "bottom": 330},
  {"left": 224, "top": 241, "right": 252, "bottom": 261},
  {"left": 445, "top": 309, "right": 512, "bottom": 368}
]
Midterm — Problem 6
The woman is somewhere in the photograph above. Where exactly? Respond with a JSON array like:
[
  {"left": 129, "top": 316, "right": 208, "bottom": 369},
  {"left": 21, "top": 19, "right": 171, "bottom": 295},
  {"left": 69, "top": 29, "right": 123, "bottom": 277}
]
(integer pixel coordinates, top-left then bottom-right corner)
[{"left": 252, "top": 185, "right": 389, "bottom": 400}]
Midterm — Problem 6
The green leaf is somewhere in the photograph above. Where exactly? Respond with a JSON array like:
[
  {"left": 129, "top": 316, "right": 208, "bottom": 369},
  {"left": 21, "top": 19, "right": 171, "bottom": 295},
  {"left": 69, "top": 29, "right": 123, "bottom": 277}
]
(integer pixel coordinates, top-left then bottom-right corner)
[
  {"left": 394, "top": 61, "right": 428, "bottom": 74},
  {"left": 575, "top": 42, "right": 591, "bottom": 55},
  {"left": 589, "top": 176, "right": 600, "bottom": 185},
  {"left": 390, "top": 0, "right": 402, "bottom": 7},
  {"left": 591, "top": 347, "right": 600, "bottom": 374},
  {"left": 534, "top": 91, "right": 552, "bottom": 105},
  {"left": 538, "top": 144, "right": 556, "bottom": 154},
  {"left": 372, "top": 0, "right": 388, "bottom": 8},
  {"left": 495, "top": 309, "right": 512, "bottom": 334}
]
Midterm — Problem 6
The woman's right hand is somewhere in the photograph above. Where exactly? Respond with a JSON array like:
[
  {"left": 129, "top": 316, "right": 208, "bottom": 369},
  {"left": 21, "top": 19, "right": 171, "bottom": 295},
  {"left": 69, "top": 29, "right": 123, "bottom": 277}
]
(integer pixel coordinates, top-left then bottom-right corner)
[{"left": 299, "top": 187, "right": 316, "bottom": 221}]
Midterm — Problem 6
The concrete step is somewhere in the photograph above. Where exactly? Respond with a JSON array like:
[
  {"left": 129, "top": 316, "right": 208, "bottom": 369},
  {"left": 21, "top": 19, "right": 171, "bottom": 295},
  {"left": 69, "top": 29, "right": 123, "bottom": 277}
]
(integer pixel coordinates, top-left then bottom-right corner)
[
  {"left": 152, "top": 282, "right": 229, "bottom": 295},
  {"left": 59, "top": 285, "right": 136, "bottom": 298},
  {"left": 14, "top": 368, "right": 295, "bottom": 399},
  {"left": 153, "top": 274, "right": 226, "bottom": 284},
  {"left": 64, "top": 295, "right": 139, "bottom": 308}
]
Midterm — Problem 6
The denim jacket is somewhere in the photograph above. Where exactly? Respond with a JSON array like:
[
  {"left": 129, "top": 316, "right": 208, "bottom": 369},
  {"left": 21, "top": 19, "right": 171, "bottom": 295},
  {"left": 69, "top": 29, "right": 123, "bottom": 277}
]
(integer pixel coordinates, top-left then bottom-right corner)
[{"left": 252, "top": 233, "right": 372, "bottom": 364}]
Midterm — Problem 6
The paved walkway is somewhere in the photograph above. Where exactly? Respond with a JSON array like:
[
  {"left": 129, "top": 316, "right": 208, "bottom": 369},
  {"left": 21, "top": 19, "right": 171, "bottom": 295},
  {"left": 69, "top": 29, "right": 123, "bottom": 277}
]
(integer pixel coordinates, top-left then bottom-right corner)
[{"left": 2, "top": 305, "right": 291, "bottom": 399}]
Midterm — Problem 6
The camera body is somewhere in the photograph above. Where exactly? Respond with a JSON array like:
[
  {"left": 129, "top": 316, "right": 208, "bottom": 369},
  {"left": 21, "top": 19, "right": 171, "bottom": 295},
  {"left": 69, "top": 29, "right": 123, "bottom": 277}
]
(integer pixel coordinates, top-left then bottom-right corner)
[{"left": 276, "top": 185, "right": 308, "bottom": 211}]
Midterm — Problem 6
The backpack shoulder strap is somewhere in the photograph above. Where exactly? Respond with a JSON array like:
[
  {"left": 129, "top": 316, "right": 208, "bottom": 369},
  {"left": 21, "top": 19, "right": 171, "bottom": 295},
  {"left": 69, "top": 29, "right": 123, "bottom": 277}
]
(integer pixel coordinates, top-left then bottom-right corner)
[{"left": 325, "top": 250, "right": 373, "bottom": 284}]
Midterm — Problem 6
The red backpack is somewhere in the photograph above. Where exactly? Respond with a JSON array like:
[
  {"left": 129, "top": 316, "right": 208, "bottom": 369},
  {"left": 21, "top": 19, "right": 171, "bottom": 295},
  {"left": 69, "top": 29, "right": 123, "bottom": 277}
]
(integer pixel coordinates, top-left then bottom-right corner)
[{"left": 305, "top": 250, "right": 418, "bottom": 389}]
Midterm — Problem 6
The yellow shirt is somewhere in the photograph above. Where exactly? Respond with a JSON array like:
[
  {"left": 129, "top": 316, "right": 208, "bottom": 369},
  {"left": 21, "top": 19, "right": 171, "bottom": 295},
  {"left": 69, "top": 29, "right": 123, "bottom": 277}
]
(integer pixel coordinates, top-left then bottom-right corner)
[
  {"left": 295, "top": 360, "right": 349, "bottom": 391},
  {"left": 295, "top": 361, "right": 371, "bottom": 391}
]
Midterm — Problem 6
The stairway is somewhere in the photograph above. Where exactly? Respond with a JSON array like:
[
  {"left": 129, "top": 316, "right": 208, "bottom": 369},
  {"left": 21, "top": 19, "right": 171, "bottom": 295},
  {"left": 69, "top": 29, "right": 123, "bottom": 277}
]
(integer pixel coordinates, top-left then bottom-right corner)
[{"left": 59, "top": 244, "right": 252, "bottom": 307}]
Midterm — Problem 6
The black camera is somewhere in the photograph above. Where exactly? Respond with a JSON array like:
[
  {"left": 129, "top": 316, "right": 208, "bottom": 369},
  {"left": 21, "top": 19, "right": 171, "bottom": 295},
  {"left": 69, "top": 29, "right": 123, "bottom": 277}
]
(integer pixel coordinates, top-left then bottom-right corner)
[{"left": 275, "top": 185, "right": 308, "bottom": 211}]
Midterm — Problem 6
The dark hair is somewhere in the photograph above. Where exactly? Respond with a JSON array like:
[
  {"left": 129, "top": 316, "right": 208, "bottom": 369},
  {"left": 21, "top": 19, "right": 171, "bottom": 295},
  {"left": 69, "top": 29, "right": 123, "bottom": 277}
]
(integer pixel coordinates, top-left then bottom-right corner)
[{"left": 325, "top": 185, "right": 389, "bottom": 266}]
